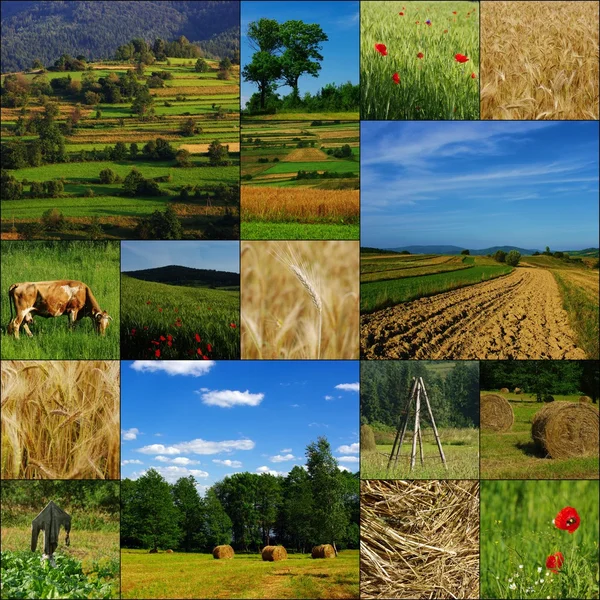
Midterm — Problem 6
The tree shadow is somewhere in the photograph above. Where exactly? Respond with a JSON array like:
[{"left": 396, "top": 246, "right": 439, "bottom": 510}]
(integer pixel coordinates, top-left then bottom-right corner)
[{"left": 516, "top": 441, "right": 547, "bottom": 458}]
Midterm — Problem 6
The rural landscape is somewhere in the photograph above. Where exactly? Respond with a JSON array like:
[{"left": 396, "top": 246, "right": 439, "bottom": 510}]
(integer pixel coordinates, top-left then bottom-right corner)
[
  {"left": 1, "top": 1, "right": 240, "bottom": 240},
  {"left": 480, "top": 360, "right": 599, "bottom": 480},
  {"left": 481, "top": 1, "right": 599, "bottom": 120},
  {"left": 241, "top": 2, "right": 359, "bottom": 119},
  {"left": 361, "top": 1, "right": 479, "bottom": 120},
  {"left": 120, "top": 360, "right": 359, "bottom": 598},
  {"left": 1, "top": 241, "right": 120, "bottom": 360},
  {"left": 480, "top": 480, "right": 599, "bottom": 599},
  {"left": 1, "top": 480, "right": 120, "bottom": 599},
  {"left": 241, "top": 120, "right": 359, "bottom": 239},
  {"left": 360, "top": 361, "right": 479, "bottom": 479},
  {"left": 120, "top": 241, "right": 240, "bottom": 360},
  {"left": 361, "top": 121, "right": 599, "bottom": 360}
]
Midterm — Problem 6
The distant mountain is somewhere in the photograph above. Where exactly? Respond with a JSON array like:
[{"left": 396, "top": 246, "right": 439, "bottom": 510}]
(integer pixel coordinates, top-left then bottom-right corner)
[
  {"left": 123, "top": 265, "right": 239, "bottom": 288},
  {"left": 563, "top": 248, "right": 599, "bottom": 257},
  {"left": 1, "top": 1, "right": 239, "bottom": 72},
  {"left": 386, "top": 245, "right": 540, "bottom": 256}
]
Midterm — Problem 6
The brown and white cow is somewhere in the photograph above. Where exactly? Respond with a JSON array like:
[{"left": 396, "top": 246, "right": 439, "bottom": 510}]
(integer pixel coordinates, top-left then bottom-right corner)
[{"left": 7, "top": 280, "right": 112, "bottom": 338}]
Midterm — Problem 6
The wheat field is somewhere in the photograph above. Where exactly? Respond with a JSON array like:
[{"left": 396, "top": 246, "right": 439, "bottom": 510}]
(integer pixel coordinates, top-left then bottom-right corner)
[
  {"left": 241, "top": 241, "right": 359, "bottom": 359},
  {"left": 481, "top": 1, "right": 599, "bottom": 119},
  {"left": 1, "top": 361, "right": 120, "bottom": 479}
]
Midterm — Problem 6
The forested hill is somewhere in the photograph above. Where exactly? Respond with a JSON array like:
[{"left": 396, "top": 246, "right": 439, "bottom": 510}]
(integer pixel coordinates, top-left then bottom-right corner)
[
  {"left": 123, "top": 265, "right": 240, "bottom": 288},
  {"left": 1, "top": 1, "right": 240, "bottom": 73}
]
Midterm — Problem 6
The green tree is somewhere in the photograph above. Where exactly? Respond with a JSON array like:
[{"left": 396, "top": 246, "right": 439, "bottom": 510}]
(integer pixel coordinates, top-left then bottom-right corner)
[
  {"left": 0, "top": 170, "right": 23, "bottom": 200},
  {"left": 99, "top": 168, "right": 116, "bottom": 184},
  {"left": 180, "top": 118, "right": 196, "bottom": 137},
  {"left": 129, "top": 142, "right": 139, "bottom": 159},
  {"left": 506, "top": 250, "right": 521, "bottom": 267},
  {"left": 494, "top": 250, "right": 507, "bottom": 263},
  {"left": 207, "top": 140, "right": 228, "bottom": 166},
  {"left": 194, "top": 58, "right": 209, "bottom": 73},
  {"left": 123, "top": 168, "right": 145, "bottom": 196},
  {"left": 203, "top": 488, "right": 232, "bottom": 549},
  {"left": 172, "top": 476, "right": 205, "bottom": 552},
  {"left": 256, "top": 474, "right": 282, "bottom": 547},
  {"left": 219, "top": 57, "right": 232, "bottom": 71},
  {"left": 175, "top": 149, "right": 192, "bottom": 168},
  {"left": 461, "top": 249, "right": 470, "bottom": 255},
  {"left": 131, "top": 86, "right": 155, "bottom": 118},
  {"left": 278, "top": 466, "right": 313, "bottom": 552}
]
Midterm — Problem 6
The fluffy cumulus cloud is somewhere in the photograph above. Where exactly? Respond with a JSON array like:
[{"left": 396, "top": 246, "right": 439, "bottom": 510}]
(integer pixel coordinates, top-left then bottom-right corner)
[
  {"left": 121, "top": 459, "right": 143, "bottom": 465},
  {"left": 137, "top": 438, "right": 255, "bottom": 456},
  {"left": 196, "top": 389, "right": 264, "bottom": 408},
  {"left": 212, "top": 459, "right": 242, "bottom": 468},
  {"left": 337, "top": 455, "right": 359, "bottom": 463},
  {"left": 280, "top": 448, "right": 292, "bottom": 453},
  {"left": 131, "top": 361, "right": 215, "bottom": 376},
  {"left": 154, "top": 456, "right": 199, "bottom": 465},
  {"left": 337, "top": 442, "right": 359, "bottom": 454},
  {"left": 338, "top": 465, "right": 351, "bottom": 472},
  {"left": 324, "top": 395, "right": 334, "bottom": 401},
  {"left": 270, "top": 453, "right": 296, "bottom": 463},
  {"left": 122, "top": 428, "right": 139, "bottom": 441},
  {"left": 148, "top": 465, "right": 209, "bottom": 483},
  {"left": 256, "top": 466, "right": 287, "bottom": 476},
  {"left": 137, "top": 444, "right": 180, "bottom": 455},
  {"left": 335, "top": 382, "right": 360, "bottom": 392}
]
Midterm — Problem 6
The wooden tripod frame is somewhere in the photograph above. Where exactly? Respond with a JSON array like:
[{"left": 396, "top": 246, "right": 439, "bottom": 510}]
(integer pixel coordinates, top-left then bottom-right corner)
[{"left": 387, "top": 377, "right": 448, "bottom": 472}]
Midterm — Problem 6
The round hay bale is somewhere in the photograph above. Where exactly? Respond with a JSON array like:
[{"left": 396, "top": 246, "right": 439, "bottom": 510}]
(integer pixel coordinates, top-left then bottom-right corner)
[
  {"left": 165, "top": 549, "right": 174, "bottom": 554},
  {"left": 481, "top": 394, "right": 514, "bottom": 432},
  {"left": 532, "top": 402, "right": 599, "bottom": 459},
  {"left": 212, "top": 545, "right": 234, "bottom": 559},
  {"left": 261, "top": 545, "right": 287, "bottom": 561},
  {"left": 500, "top": 388, "right": 509, "bottom": 394},
  {"left": 361, "top": 424, "right": 377, "bottom": 453},
  {"left": 312, "top": 544, "right": 336, "bottom": 559},
  {"left": 514, "top": 388, "right": 522, "bottom": 394},
  {"left": 579, "top": 396, "right": 593, "bottom": 404}
]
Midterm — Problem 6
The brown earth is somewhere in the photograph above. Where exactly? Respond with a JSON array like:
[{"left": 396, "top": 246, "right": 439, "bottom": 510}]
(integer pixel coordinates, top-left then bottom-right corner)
[
  {"left": 179, "top": 142, "right": 240, "bottom": 153},
  {"left": 283, "top": 148, "right": 330, "bottom": 161},
  {"left": 361, "top": 267, "right": 587, "bottom": 360}
]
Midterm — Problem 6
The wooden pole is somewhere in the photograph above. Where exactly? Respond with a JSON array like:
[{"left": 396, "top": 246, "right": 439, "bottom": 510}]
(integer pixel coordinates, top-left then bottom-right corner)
[
  {"left": 410, "top": 383, "right": 421, "bottom": 471},
  {"left": 420, "top": 377, "right": 447, "bottom": 469},
  {"left": 417, "top": 424, "right": 424, "bottom": 466},
  {"left": 388, "top": 378, "right": 417, "bottom": 470}
]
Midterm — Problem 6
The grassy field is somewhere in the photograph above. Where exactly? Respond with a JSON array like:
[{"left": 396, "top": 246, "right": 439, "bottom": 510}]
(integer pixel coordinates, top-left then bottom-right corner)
[
  {"left": 481, "top": 480, "right": 599, "bottom": 599},
  {"left": 241, "top": 120, "right": 359, "bottom": 239},
  {"left": 1, "top": 241, "right": 120, "bottom": 359},
  {"left": 480, "top": 392, "right": 599, "bottom": 480},
  {"left": 361, "top": 427, "right": 479, "bottom": 479},
  {"left": 361, "top": 1, "right": 479, "bottom": 120},
  {"left": 481, "top": 1, "right": 599, "bottom": 119},
  {"left": 360, "top": 253, "right": 512, "bottom": 313},
  {"left": 121, "top": 549, "right": 359, "bottom": 599},
  {"left": 1, "top": 59, "right": 240, "bottom": 239},
  {"left": 120, "top": 274, "right": 239, "bottom": 360}
]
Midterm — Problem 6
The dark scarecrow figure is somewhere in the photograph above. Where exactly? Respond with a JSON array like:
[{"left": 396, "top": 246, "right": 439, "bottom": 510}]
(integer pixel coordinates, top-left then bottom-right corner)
[{"left": 31, "top": 501, "right": 71, "bottom": 567}]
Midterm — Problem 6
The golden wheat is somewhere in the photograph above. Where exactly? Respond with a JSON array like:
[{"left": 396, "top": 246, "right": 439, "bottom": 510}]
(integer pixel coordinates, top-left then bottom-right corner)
[
  {"left": 481, "top": 1, "right": 599, "bottom": 119},
  {"left": 1, "top": 361, "right": 120, "bottom": 479},
  {"left": 241, "top": 241, "right": 359, "bottom": 359}
]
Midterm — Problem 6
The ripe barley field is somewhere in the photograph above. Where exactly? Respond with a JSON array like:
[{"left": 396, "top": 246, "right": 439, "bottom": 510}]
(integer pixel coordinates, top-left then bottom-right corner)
[{"left": 481, "top": 1, "right": 599, "bottom": 119}]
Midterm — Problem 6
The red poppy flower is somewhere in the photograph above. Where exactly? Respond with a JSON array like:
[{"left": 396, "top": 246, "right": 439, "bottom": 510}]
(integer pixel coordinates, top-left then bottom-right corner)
[
  {"left": 197, "top": 348, "right": 202, "bottom": 355},
  {"left": 175, "top": 322, "right": 182, "bottom": 327},
  {"left": 392, "top": 72, "right": 400, "bottom": 84},
  {"left": 374, "top": 43, "right": 387, "bottom": 56},
  {"left": 195, "top": 333, "right": 201, "bottom": 343},
  {"left": 158, "top": 308, "right": 163, "bottom": 312},
  {"left": 417, "top": 52, "right": 424, "bottom": 59},
  {"left": 131, "top": 329, "right": 136, "bottom": 335},
  {"left": 155, "top": 349, "right": 161, "bottom": 358},
  {"left": 167, "top": 341, "right": 172, "bottom": 347},
  {"left": 144, "top": 326, "right": 149, "bottom": 330},
  {"left": 399, "top": 11, "right": 404, "bottom": 15},
  {"left": 455, "top": 53, "right": 469, "bottom": 63},
  {"left": 554, "top": 507, "right": 580, "bottom": 534},
  {"left": 230, "top": 323, "right": 237, "bottom": 328},
  {"left": 167, "top": 334, "right": 172, "bottom": 342},
  {"left": 151, "top": 340, "right": 159, "bottom": 345},
  {"left": 203, "top": 355, "right": 209, "bottom": 360},
  {"left": 160, "top": 335, "right": 166, "bottom": 341},
  {"left": 146, "top": 301, "right": 151, "bottom": 305},
  {"left": 425, "top": 20, "right": 431, "bottom": 26},
  {"left": 207, "top": 343, "right": 212, "bottom": 353},
  {"left": 452, "top": 11, "right": 457, "bottom": 14},
  {"left": 471, "top": 72, "right": 477, "bottom": 78},
  {"left": 546, "top": 551, "right": 564, "bottom": 573}
]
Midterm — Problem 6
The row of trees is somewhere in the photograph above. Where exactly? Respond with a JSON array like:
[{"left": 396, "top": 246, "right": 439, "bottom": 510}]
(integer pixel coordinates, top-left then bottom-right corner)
[
  {"left": 493, "top": 249, "right": 521, "bottom": 266},
  {"left": 121, "top": 437, "right": 358, "bottom": 554}
]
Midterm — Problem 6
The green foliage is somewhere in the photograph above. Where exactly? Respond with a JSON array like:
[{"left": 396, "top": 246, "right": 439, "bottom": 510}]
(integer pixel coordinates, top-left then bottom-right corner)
[
  {"left": 134, "top": 204, "right": 182, "bottom": 239},
  {"left": 494, "top": 249, "right": 507, "bottom": 263},
  {"left": 99, "top": 168, "right": 116, "bottom": 184},
  {"left": 461, "top": 249, "right": 470, "bottom": 255},
  {"left": 195, "top": 58, "right": 209, "bottom": 73},
  {"left": 506, "top": 249, "right": 521, "bottom": 266},
  {"left": 207, "top": 139, "right": 229, "bottom": 166},
  {"left": 0, "top": 170, "right": 23, "bottom": 200}
]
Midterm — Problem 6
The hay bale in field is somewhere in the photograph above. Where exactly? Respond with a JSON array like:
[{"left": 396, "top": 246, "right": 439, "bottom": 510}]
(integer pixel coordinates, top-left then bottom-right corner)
[
  {"left": 514, "top": 388, "right": 522, "bottom": 394},
  {"left": 500, "top": 388, "right": 509, "bottom": 394},
  {"left": 579, "top": 396, "right": 593, "bottom": 404},
  {"left": 312, "top": 544, "right": 336, "bottom": 559},
  {"left": 212, "top": 545, "right": 234, "bottom": 559},
  {"left": 480, "top": 394, "right": 514, "bottom": 432},
  {"left": 165, "top": 549, "right": 174, "bottom": 554},
  {"left": 261, "top": 545, "right": 287, "bottom": 561},
  {"left": 532, "top": 402, "right": 599, "bottom": 459},
  {"left": 361, "top": 424, "right": 377, "bottom": 453}
]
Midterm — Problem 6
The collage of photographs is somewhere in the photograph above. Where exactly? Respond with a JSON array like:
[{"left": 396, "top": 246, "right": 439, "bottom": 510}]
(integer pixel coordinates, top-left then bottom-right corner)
[{"left": 0, "top": 1, "right": 598, "bottom": 599}]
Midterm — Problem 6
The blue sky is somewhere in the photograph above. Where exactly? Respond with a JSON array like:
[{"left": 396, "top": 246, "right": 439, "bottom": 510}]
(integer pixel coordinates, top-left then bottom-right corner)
[
  {"left": 241, "top": 1, "right": 359, "bottom": 107},
  {"left": 361, "top": 122, "right": 599, "bottom": 250},
  {"left": 121, "top": 360, "right": 359, "bottom": 492},
  {"left": 121, "top": 242, "right": 240, "bottom": 273}
]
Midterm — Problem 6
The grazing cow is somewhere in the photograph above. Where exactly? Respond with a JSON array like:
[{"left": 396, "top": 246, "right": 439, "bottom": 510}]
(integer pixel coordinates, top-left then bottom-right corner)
[{"left": 7, "top": 280, "right": 112, "bottom": 338}]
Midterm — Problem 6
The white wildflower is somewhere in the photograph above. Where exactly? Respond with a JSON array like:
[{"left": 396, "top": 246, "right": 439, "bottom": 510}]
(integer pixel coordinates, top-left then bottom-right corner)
[
  {"left": 540, "top": 579, "right": 544, "bottom": 583},
  {"left": 519, "top": 565, "right": 523, "bottom": 569},
  {"left": 509, "top": 583, "right": 517, "bottom": 591},
  {"left": 537, "top": 566, "right": 543, "bottom": 573}
]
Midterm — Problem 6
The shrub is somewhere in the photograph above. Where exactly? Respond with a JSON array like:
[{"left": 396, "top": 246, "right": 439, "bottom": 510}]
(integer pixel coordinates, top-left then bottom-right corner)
[
  {"left": 461, "top": 249, "right": 470, "bottom": 255},
  {"left": 84, "top": 187, "right": 94, "bottom": 197},
  {"left": 494, "top": 250, "right": 507, "bottom": 263},
  {"left": 506, "top": 250, "right": 521, "bottom": 267},
  {"left": 258, "top": 157, "right": 269, "bottom": 163},
  {"left": 99, "top": 168, "right": 116, "bottom": 184},
  {"left": 20, "top": 221, "right": 44, "bottom": 240},
  {"left": 41, "top": 208, "right": 66, "bottom": 231}
]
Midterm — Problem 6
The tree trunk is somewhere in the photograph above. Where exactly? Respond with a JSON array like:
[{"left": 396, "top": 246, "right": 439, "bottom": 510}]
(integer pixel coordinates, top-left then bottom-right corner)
[{"left": 333, "top": 541, "right": 338, "bottom": 556}]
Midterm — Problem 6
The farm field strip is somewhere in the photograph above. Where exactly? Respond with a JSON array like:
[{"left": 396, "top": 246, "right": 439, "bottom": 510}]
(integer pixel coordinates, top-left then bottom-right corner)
[{"left": 360, "top": 255, "right": 469, "bottom": 282}]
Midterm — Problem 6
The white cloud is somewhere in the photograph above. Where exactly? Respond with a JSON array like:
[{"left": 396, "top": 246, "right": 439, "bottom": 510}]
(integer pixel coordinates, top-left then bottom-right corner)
[
  {"left": 149, "top": 465, "right": 209, "bottom": 483},
  {"left": 338, "top": 465, "right": 351, "bottom": 472},
  {"left": 172, "top": 457, "right": 199, "bottom": 465},
  {"left": 122, "top": 428, "right": 139, "bottom": 441},
  {"left": 154, "top": 455, "right": 171, "bottom": 462},
  {"left": 270, "top": 453, "right": 296, "bottom": 463},
  {"left": 337, "top": 442, "right": 359, "bottom": 454},
  {"left": 309, "top": 422, "right": 329, "bottom": 428},
  {"left": 121, "top": 459, "right": 143, "bottom": 465},
  {"left": 335, "top": 383, "right": 360, "bottom": 392},
  {"left": 256, "top": 466, "right": 286, "bottom": 476},
  {"left": 337, "top": 456, "right": 359, "bottom": 463},
  {"left": 324, "top": 395, "right": 333, "bottom": 401},
  {"left": 137, "top": 444, "right": 180, "bottom": 455},
  {"left": 175, "top": 438, "right": 255, "bottom": 455},
  {"left": 131, "top": 361, "right": 215, "bottom": 376},
  {"left": 213, "top": 459, "right": 242, "bottom": 468},
  {"left": 154, "top": 433, "right": 163, "bottom": 437},
  {"left": 280, "top": 448, "right": 292, "bottom": 453},
  {"left": 196, "top": 389, "right": 264, "bottom": 408}
]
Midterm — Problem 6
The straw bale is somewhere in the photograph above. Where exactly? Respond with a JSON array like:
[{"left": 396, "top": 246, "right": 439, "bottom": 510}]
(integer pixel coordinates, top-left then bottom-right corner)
[
  {"left": 579, "top": 396, "right": 593, "bottom": 404},
  {"left": 500, "top": 388, "right": 509, "bottom": 393},
  {"left": 261, "top": 545, "right": 287, "bottom": 561},
  {"left": 312, "top": 544, "right": 336, "bottom": 559},
  {"left": 212, "top": 545, "right": 234, "bottom": 559},
  {"left": 514, "top": 388, "right": 522, "bottom": 394},
  {"left": 361, "top": 424, "right": 377, "bottom": 453},
  {"left": 165, "top": 549, "right": 174, "bottom": 553},
  {"left": 480, "top": 394, "right": 514, "bottom": 432}
]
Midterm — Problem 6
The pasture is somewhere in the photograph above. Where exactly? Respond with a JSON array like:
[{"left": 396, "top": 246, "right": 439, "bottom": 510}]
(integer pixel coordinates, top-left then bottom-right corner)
[
  {"left": 120, "top": 274, "right": 240, "bottom": 360},
  {"left": 480, "top": 480, "right": 599, "bottom": 599},
  {"left": 361, "top": 1, "right": 479, "bottom": 120},
  {"left": 480, "top": 392, "right": 599, "bottom": 480},
  {"left": 241, "top": 120, "right": 359, "bottom": 239},
  {"left": 121, "top": 549, "right": 359, "bottom": 599},
  {"left": 0, "top": 241, "right": 120, "bottom": 359}
]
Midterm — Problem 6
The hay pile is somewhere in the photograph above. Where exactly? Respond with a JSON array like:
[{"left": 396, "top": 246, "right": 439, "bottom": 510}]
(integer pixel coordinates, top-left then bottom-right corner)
[
  {"left": 480, "top": 394, "right": 514, "bottom": 432},
  {"left": 500, "top": 387, "right": 509, "bottom": 393},
  {"left": 312, "top": 544, "right": 336, "bottom": 559},
  {"left": 579, "top": 396, "right": 593, "bottom": 404},
  {"left": 532, "top": 402, "right": 599, "bottom": 459},
  {"left": 261, "top": 546, "right": 287, "bottom": 561},
  {"left": 514, "top": 388, "right": 522, "bottom": 394},
  {"left": 361, "top": 424, "right": 377, "bottom": 452},
  {"left": 361, "top": 480, "right": 479, "bottom": 599},
  {"left": 213, "top": 545, "right": 234, "bottom": 559},
  {"left": 165, "top": 549, "right": 174, "bottom": 554}
]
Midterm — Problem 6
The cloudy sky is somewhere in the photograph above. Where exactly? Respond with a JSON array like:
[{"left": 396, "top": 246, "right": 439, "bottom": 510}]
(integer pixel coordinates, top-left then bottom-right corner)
[{"left": 121, "top": 360, "right": 359, "bottom": 493}]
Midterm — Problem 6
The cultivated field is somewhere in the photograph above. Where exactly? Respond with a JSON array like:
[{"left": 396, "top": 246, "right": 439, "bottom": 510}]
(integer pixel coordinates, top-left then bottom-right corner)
[
  {"left": 241, "top": 241, "right": 359, "bottom": 359},
  {"left": 480, "top": 392, "right": 599, "bottom": 480},
  {"left": 241, "top": 120, "right": 359, "bottom": 239},
  {"left": 1, "top": 361, "right": 119, "bottom": 480},
  {"left": 121, "top": 549, "right": 359, "bottom": 599},
  {"left": 1, "top": 241, "right": 120, "bottom": 359},
  {"left": 120, "top": 274, "right": 239, "bottom": 360},
  {"left": 481, "top": 1, "right": 599, "bottom": 119},
  {"left": 361, "top": 1, "right": 479, "bottom": 120},
  {"left": 1, "top": 58, "right": 240, "bottom": 239}
]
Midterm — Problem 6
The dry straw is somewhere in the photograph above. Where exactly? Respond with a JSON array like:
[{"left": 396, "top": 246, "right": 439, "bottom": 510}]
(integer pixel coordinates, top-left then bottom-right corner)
[
  {"left": 500, "top": 387, "right": 509, "bottom": 393},
  {"left": 532, "top": 401, "right": 599, "bottom": 459},
  {"left": 261, "top": 546, "right": 287, "bottom": 561},
  {"left": 480, "top": 394, "right": 514, "bottom": 432},
  {"left": 1, "top": 361, "right": 119, "bottom": 479},
  {"left": 212, "top": 545, "right": 234, "bottom": 559},
  {"left": 361, "top": 424, "right": 377, "bottom": 453},
  {"left": 579, "top": 396, "right": 593, "bottom": 404},
  {"left": 514, "top": 388, "right": 522, "bottom": 394},
  {"left": 361, "top": 480, "right": 479, "bottom": 599},
  {"left": 312, "top": 544, "right": 336, "bottom": 559}
]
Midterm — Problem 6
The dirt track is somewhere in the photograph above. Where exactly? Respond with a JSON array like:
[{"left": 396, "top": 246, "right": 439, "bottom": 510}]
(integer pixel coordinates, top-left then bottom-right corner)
[{"left": 361, "top": 267, "right": 587, "bottom": 360}]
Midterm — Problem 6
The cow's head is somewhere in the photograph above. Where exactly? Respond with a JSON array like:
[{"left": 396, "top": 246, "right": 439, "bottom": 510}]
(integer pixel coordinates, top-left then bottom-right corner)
[{"left": 94, "top": 311, "right": 112, "bottom": 335}]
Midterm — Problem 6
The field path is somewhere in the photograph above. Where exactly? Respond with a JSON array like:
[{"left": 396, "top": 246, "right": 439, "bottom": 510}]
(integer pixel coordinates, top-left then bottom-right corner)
[{"left": 361, "top": 267, "right": 586, "bottom": 360}]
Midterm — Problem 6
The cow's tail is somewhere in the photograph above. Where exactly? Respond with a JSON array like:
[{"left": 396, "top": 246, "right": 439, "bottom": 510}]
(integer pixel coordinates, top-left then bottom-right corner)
[{"left": 8, "top": 284, "right": 17, "bottom": 328}]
